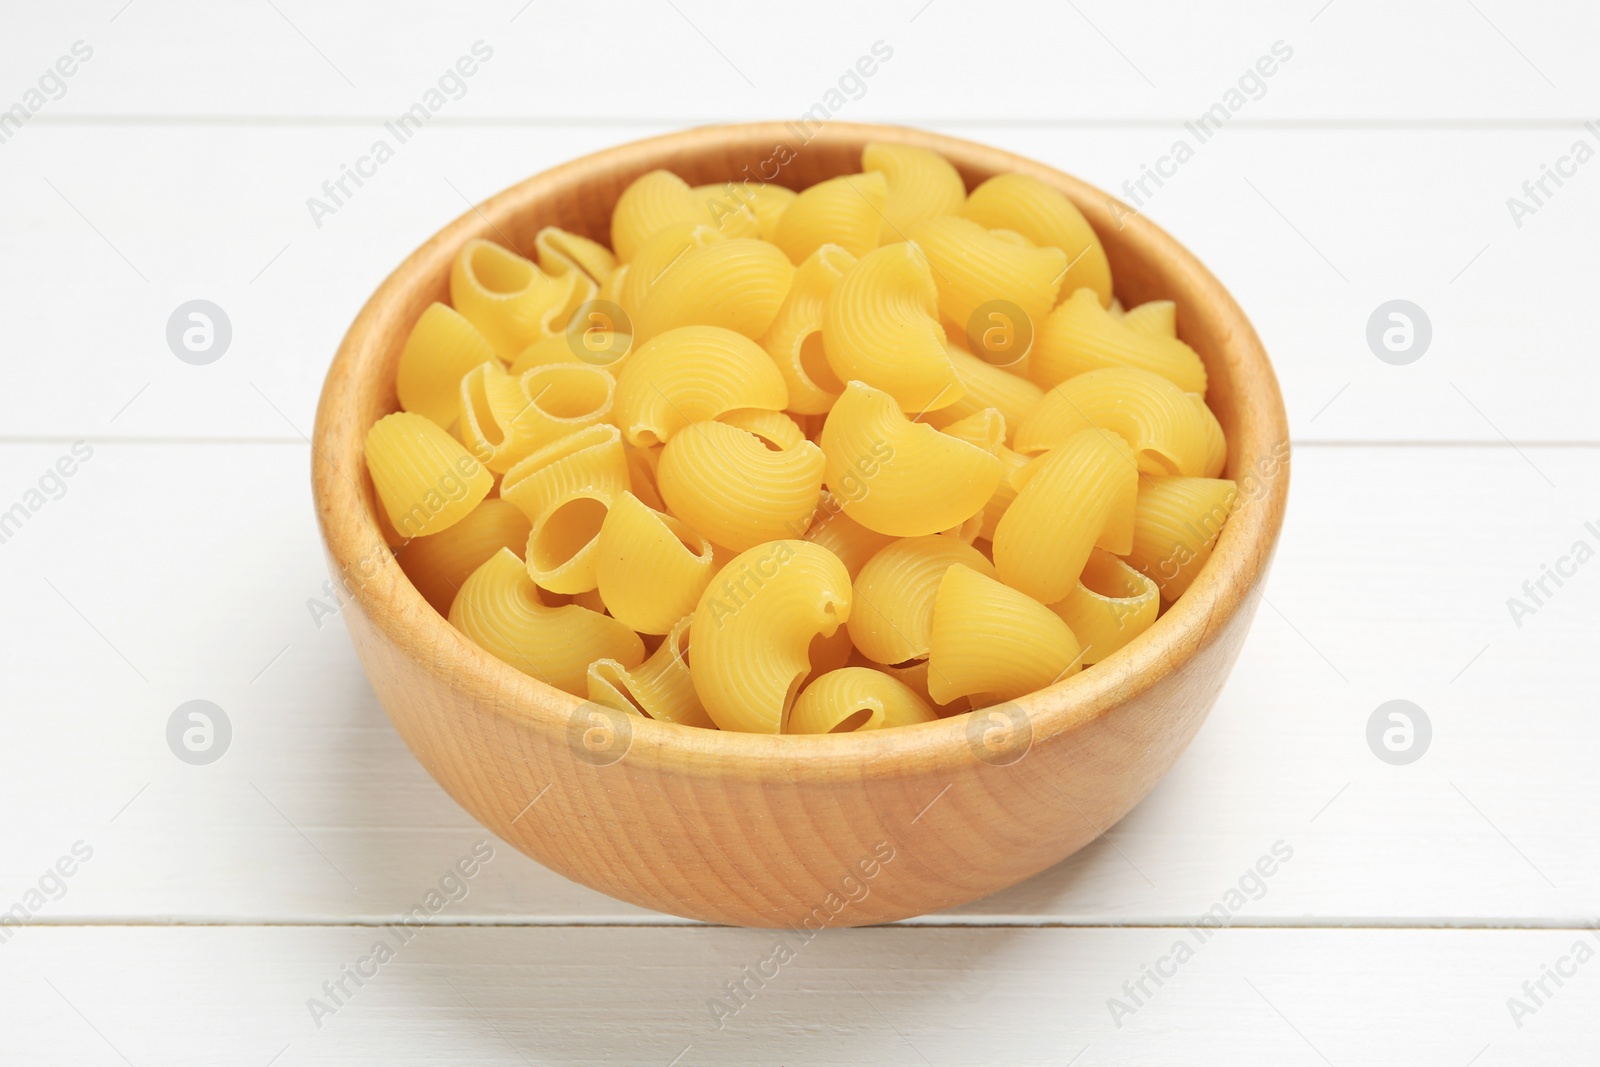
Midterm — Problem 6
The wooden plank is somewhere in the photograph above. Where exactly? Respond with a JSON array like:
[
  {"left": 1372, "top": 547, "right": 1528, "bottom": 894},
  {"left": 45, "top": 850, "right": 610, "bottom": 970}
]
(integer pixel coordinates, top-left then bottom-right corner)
[
  {"left": 0, "top": 925, "right": 1595, "bottom": 1063},
  {"left": 2, "top": 121, "right": 1591, "bottom": 443},
  {"left": 0, "top": 441, "right": 1593, "bottom": 925},
  {"left": 5, "top": 0, "right": 1591, "bottom": 121}
]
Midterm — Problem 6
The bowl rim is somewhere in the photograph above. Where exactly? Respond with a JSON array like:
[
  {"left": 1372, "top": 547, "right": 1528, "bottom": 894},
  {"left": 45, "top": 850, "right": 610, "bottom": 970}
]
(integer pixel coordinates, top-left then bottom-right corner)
[{"left": 311, "top": 121, "right": 1290, "bottom": 779}]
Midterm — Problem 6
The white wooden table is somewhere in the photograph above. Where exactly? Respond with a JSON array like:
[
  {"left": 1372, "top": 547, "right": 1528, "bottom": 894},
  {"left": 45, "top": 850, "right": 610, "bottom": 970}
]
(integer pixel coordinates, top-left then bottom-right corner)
[{"left": 4, "top": 2, "right": 1596, "bottom": 1062}]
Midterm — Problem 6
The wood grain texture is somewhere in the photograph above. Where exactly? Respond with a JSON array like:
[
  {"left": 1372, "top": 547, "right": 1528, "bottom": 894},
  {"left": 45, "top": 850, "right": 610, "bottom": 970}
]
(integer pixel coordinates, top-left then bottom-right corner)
[{"left": 309, "top": 123, "right": 1290, "bottom": 926}]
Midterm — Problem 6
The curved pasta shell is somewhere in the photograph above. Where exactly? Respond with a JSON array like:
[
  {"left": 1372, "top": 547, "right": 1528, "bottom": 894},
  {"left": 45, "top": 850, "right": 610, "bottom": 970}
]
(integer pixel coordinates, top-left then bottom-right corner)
[
  {"left": 993, "top": 427, "right": 1139, "bottom": 604},
  {"left": 1121, "top": 299, "right": 1177, "bottom": 337},
  {"left": 862, "top": 142, "right": 966, "bottom": 243},
  {"left": 849, "top": 535, "right": 997, "bottom": 665},
  {"left": 1125, "top": 475, "right": 1238, "bottom": 601},
  {"left": 977, "top": 444, "right": 1031, "bottom": 541},
  {"left": 690, "top": 540, "right": 852, "bottom": 733},
  {"left": 718, "top": 407, "right": 807, "bottom": 450},
  {"left": 1033, "top": 288, "right": 1207, "bottom": 394},
  {"left": 587, "top": 616, "right": 715, "bottom": 729},
  {"left": 924, "top": 343, "right": 1044, "bottom": 444},
  {"left": 450, "top": 239, "right": 585, "bottom": 360},
  {"left": 760, "top": 244, "right": 855, "bottom": 415},
  {"left": 610, "top": 170, "right": 714, "bottom": 262},
  {"left": 500, "top": 423, "right": 630, "bottom": 526},
  {"left": 613, "top": 325, "right": 788, "bottom": 447},
  {"left": 535, "top": 226, "right": 618, "bottom": 286},
  {"left": 398, "top": 497, "right": 531, "bottom": 616},
  {"left": 657, "top": 420, "right": 826, "bottom": 551},
  {"left": 803, "top": 493, "right": 896, "bottom": 578},
  {"left": 819, "top": 381, "right": 1002, "bottom": 537},
  {"left": 633, "top": 238, "right": 796, "bottom": 343},
  {"left": 1014, "top": 366, "right": 1224, "bottom": 476},
  {"left": 691, "top": 182, "right": 762, "bottom": 239},
  {"left": 364, "top": 411, "right": 493, "bottom": 538},
  {"left": 935, "top": 407, "right": 1006, "bottom": 456},
  {"left": 774, "top": 171, "right": 888, "bottom": 263},
  {"left": 823, "top": 243, "right": 962, "bottom": 414},
  {"left": 617, "top": 223, "right": 725, "bottom": 322},
  {"left": 787, "top": 667, "right": 937, "bottom": 734},
  {"left": 459, "top": 361, "right": 615, "bottom": 473},
  {"left": 595, "top": 491, "right": 716, "bottom": 634},
  {"left": 909, "top": 216, "right": 1067, "bottom": 337},
  {"left": 960, "top": 172, "right": 1112, "bottom": 308},
  {"left": 396, "top": 303, "right": 500, "bottom": 426},
  {"left": 927, "top": 564, "right": 1082, "bottom": 705},
  {"left": 449, "top": 548, "right": 643, "bottom": 695},
  {"left": 1048, "top": 549, "right": 1159, "bottom": 666}
]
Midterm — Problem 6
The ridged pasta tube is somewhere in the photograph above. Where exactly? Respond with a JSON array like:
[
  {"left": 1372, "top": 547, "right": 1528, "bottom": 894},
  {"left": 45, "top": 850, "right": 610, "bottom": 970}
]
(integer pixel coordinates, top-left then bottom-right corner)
[
  {"left": 927, "top": 564, "right": 1082, "bottom": 705},
  {"left": 774, "top": 171, "right": 887, "bottom": 262},
  {"left": 1033, "top": 288, "right": 1207, "bottom": 394},
  {"left": 760, "top": 244, "right": 855, "bottom": 415},
  {"left": 397, "top": 498, "right": 531, "bottom": 616},
  {"left": 535, "top": 226, "right": 618, "bottom": 286},
  {"left": 613, "top": 325, "right": 788, "bottom": 446},
  {"left": 993, "top": 427, "right": 1139, "bottom": 604},
  {"left": 960, "top": 172, "right": 1112, "bottom": 308},
  {"left": 1048, "top": 549, "right": 1159, "bottom": 665},
  {"left": 848, "top": 535, "right": 997, "bottom": 665},
  {"left": 610, "top": 169, "right": 715, "bottom": 262},
  {"left": 690, "top": 540, "right": 852, "bottom": 733},
  {"left": 396, "top": 303, "right": 500, "bottom": 426},
  {"left": 819, "top": 382, "right": 1002, "bottom": 537},
  {"left": 458, "top": 361, "right": 615, "bottom": 473},
  {"left": 587, "top": 615, "right": 714, "bottom": 728},
  {"left": 633, "top": 238, "right": 795, "bottom": 343},
  {"left": 787, "top": 667, "right": 937, "bottom": 733},
  {"left": 656, "top": 419, "right": 826, "bottom": 551},
  {"left": 1015, "top": 366, "right": 1225, "bottom": 476},
  {"left": 594, "top": 491, "right": 716, "bottom": 634},
  {"left": 364, "top": 411, "right": 493, "bottom": 538},
  {"left": 1124, "top": 475, "right": 1238, "bottom": 600},
  {"left": 909, "top": 215, "right": 1067, "bottom": 334},
  {"left": 862, "top": 142, "right": 966, "bottom": 243},
  {"left": 450, "top": 239, "right": 586, "bottom": 360},
  {"left": 449, "top": 548, "right": 644, "bottom": 694}
]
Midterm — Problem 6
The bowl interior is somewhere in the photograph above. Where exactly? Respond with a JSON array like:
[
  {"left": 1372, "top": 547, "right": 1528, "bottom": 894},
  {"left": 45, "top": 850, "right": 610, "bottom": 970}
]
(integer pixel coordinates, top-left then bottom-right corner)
[{"left": 312, "top": 121, "right": 1289, "bottom": 771}]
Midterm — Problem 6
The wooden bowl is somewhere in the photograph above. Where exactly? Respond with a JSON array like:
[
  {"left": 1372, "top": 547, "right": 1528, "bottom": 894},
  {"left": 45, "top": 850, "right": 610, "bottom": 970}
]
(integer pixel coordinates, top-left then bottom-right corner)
[{"left": 311, "top": 122, "right": 1290, "bottom": 927}]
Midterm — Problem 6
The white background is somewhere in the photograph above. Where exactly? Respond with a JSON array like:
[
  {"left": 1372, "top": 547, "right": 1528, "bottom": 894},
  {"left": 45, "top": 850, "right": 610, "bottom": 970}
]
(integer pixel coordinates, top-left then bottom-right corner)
[{"left": 3, "top": 1, "right": 1597, "bottom": 1062}]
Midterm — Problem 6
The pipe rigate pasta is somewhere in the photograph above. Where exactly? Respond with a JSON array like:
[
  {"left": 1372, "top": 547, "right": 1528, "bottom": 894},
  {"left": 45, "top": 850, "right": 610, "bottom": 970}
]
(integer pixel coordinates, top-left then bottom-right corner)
[
  {"left": 364, "top": 411, "right": 493, "bottom": 538},
  {"left": 633, "top": 237, "right": 795, "bottom": 343},
  {"left": 960, "top": 172, "right": 1113, "bottom": 308},
  {"left": 398, "top": 498, "right": 531, "bottom": 617},
  {"left": 656, "top": 419, "right": 826, "bottom": 551},
  {"left": 761, "top": 244, "right": 855, "bottom": 415},
  {"left": 1124, "top": 476, "right": 1238, "bottom": 600},
  {"left": 449, "top": 548, "right": 644, "bottom": 695},
  {"left": 1048, "top": 549, "right": 1159, "bottom": 665},
  {"left": 396, "top": 303, "right": 501, "bottom": 426},
  {"left": 594, "top": 491, "right": 716, "bottom": 634},
  {"left": 1032, "top": 288, "right": 1208, "bottom": 394},
  {"left": 909, "top": 216, "right": 1068, "bottom": 335},
  {"left": 848, "top": 535, "right": 996, "bottom": 666},
  {"left": 610, "top": 169, "right": 716, "bottom": 262},
  {"left": 1014, "top": 366, "right": 1225, "bottom": 476},
  {"left": 927, "top": 564, "right": 1083, "bottom": 705},
  {"left": 613, "top": 325, "right": 788, "bottom": 447},
  {"left": 861, "top": 142, "right": 966, "bottom": 243},
  {"left": 773, "top": 171, "right": 887, "bottom": 263},
  {"left": 450, "top": 238, "right": 587, "bottom": 360},
  {"left": 787, "top": 667, "right": 937, "bottom": 733},
  {"left": 690, "top": 540, "right": 852, "bottom": 733},
  {"left": 587, "top": 615, "right": 715, "bottom": 729}
]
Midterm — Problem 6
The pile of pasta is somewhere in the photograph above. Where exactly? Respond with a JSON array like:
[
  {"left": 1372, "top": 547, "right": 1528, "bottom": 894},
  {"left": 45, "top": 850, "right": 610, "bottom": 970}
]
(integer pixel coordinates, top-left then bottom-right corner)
[{"left": 363, "top": 142, "right": 1237, "bottom": 735}]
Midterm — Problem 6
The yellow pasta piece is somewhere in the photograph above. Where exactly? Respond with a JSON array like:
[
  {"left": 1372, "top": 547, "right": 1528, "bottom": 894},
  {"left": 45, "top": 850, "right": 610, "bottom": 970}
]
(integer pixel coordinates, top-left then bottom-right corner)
[
  {"left": 1032, "top": 288, "right": 1207, "bottom": 394},
  {"left": 656, "top": 419, "right": 826, "bottom": 551},
  {"left": 773, "top": 171, "right": 888, "bottom": 263},
  {"left": 633, "top": 238, "right": 795, "bottom": 343},
  {"left": 690, "top": 540, "right": 852, "bottom": 733},
  {"left": 364, "top": 411, "right": 494, "bottom": 538},
  {"left": 1048, "top": 549, "right": 1159, "bottom": 665},
  {"left": 787, "top": 667, "right": 937, "bottom": 733},
  {"left": 960, "top": 172, "right": 1112, "bottom": 307},
  {"left": 1124, "top": 475, "right": 1237, "bottom": 601},
  {"left": 909, "top": 216, "right": 1067, "bottom": 336},
  {"left": 449, "top": 547, "right": 643, "bottom": 695},
  {"left": 458, "top": 361, "right": 615, "bottom": 473},
  {"left": 803, "top": 494, "right": 897, "bottom": 578},
  {"left": 1014, "top": 366, "right": 1224, "bottom": 476},
  {"left": 866, "top": 656, "right": 967, "bottom": 716},
  {"left": 535, "top": 226, "right": 618, "bottom": 286},
  {"left": 396, "top": 303, "right": 500, "bottom": 426},
  {"left": 616, "top": 223, "right": 725, "bottom": 322},
  {"left": 926, "top": 564, "right": 1082, "bottom": 705},
  {"left": 594, "top": 491, "right": 716, "bottom": 634},
  {"left": 744, "top": 183, "right": 798, "bottom": 242},
  {"left": 1121, "top": 299, "right": 1177, "bottom": 337},
  {"left": 822, "top": 243, "right": 963, "bottom": 413},
  {"left": 819, "top": 382, "right": 1002, "bottom": 537},
  {"left": 862, "top": 142, "right": 966, "bottom": 243},
  {"left": 924, "top": 343, "right": 1044, "bottom": 443},
  {"left": 848, "top": 535, "right": 997, "bottom": 665},
  {"left": 717, "top": 407, "right": 807, "bottom": 450},
  {"left": 525, "top": 491, "right": 611, "bottom": 594},
  {"left": 499, "top": 423, "right": 629, "bottom": 527},
  {"left": 976, "top": 443, "right": 1030, "bottom": 541},
  {"left": 760, "top": 244, "right": 854, "bottom": 415},
  {"left": 450, "top": 239, "right": 585, "bottom": 361},
  {"left": 397, "top": 497, "right": 531, "bottom": 616},
  {"left": 613, "top": 325, "right": 788, "bottom": 446},
  {"left": 610, "top": 169, "right": 715, "bottom": 262},
  {"left": 587, "top": 615, "right": 715, "bottom": 729},
  {"left": 993, "top": 427, "right": 1138, "bottom": 604},
  {"left": 690, "top": 182, "right": 762, "bottom": 239},
  {"left": 508, "top": 333, "right": 584, "bottom": 374}
]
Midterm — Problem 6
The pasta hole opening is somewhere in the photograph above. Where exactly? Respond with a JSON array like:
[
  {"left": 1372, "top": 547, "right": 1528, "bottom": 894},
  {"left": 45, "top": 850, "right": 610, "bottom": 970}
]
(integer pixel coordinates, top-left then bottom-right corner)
[
  {"left": 798, "top": 330, "right": 844, "bottom": 393},
  {"left": 532, "top": 497, "right": 608, "bottom": 572},
  {"left": 607, "top": 682, "right": 652, "bottom": 720},
  {"left": 1079, "top": 555, "right": 1139, "bottom": 600},
  {"left": 829, "top": 707, "right": 875, "bottom": 734},
  {"left": 1138, "top": 448, "right": 1181, "bottom": 477},
  {"left": 469, "top": 242, "right": 534, "bottom": 294},
  {"left": 659, "top": 515, "right": 707, "bottom": 557},
  {"left": 532, "top": 369, "right": 611, "bottom": 419},
  {"left": 778, "top": 670, "right": 808, "bottom": 732}
]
